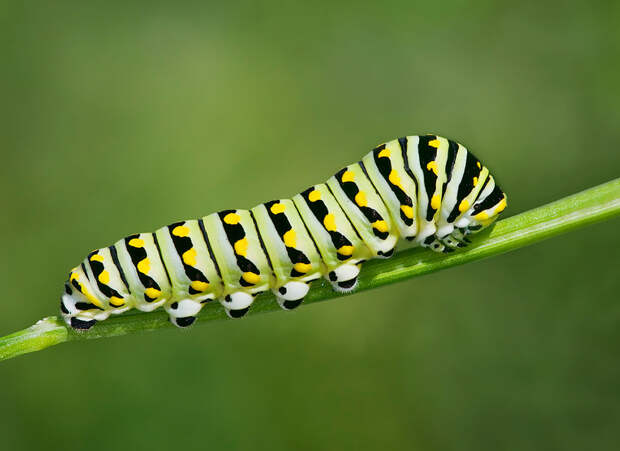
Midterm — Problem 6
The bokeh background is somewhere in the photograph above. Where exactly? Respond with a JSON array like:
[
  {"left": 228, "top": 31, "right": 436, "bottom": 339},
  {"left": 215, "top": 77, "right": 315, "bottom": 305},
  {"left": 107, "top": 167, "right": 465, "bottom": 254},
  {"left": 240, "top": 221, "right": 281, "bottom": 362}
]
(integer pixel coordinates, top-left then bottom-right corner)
[{"left": 1, "top": 1, "right": 619, "bottom": 450}]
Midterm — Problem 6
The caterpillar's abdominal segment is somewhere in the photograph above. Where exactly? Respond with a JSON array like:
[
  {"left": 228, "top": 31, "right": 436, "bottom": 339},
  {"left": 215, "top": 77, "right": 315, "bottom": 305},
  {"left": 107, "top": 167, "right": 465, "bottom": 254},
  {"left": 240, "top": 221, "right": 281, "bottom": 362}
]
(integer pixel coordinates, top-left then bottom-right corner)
[{"left": 61, "top": 135, "right": 508, "bottom": 330}]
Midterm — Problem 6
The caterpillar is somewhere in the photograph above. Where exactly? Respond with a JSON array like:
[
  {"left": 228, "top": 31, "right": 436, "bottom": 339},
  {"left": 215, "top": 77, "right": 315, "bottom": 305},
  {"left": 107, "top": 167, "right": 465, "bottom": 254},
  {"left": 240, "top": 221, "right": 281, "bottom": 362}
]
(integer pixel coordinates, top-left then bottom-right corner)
[{"left": 61, "top": 134, "right": 507, "bottom": 330}]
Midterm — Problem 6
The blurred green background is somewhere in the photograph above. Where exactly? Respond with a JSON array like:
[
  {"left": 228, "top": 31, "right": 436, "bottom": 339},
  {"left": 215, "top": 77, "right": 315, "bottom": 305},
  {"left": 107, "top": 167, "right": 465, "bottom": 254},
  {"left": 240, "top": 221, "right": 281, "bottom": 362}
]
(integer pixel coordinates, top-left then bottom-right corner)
[{"left": 1, "top": 1, "right": 619, "bottom": 450}]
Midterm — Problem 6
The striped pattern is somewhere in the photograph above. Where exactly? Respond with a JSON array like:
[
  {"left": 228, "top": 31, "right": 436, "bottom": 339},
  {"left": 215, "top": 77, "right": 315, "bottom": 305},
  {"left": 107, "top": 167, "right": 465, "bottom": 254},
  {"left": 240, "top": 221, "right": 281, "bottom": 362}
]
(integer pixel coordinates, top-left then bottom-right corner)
[{"left": 61, "top": 134, "right": 507, "bottom": 330}]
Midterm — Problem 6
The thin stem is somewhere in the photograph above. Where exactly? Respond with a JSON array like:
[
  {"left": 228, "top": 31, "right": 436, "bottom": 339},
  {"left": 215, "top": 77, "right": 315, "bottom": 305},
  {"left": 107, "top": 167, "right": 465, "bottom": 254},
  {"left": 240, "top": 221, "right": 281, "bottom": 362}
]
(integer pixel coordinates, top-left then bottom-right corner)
[{"left": 1, "top": 178, "right": 619, "bottom": 362}]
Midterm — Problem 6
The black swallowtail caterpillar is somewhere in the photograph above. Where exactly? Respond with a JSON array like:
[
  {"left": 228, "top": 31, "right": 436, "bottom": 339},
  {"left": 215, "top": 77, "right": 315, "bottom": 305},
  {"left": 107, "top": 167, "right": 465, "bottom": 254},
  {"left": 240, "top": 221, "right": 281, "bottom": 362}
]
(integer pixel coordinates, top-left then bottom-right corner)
[{"left": 61, "top": 134, "right": 507, "bottom": 330}]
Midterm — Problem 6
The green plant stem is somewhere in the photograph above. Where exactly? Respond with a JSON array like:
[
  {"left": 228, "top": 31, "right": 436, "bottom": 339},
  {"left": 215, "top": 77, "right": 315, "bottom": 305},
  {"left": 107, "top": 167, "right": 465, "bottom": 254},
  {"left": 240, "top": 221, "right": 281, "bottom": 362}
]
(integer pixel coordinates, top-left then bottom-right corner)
[{"left": 1, "top": 178, "right": 619, "bottom": 362}]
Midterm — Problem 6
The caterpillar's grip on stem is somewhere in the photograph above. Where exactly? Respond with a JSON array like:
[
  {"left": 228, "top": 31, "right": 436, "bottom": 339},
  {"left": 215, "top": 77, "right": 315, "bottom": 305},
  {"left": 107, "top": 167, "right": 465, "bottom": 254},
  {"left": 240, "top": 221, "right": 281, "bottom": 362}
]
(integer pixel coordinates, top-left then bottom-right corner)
[{"left": 61, "top": 135, "right": 508, "bottom": 330}]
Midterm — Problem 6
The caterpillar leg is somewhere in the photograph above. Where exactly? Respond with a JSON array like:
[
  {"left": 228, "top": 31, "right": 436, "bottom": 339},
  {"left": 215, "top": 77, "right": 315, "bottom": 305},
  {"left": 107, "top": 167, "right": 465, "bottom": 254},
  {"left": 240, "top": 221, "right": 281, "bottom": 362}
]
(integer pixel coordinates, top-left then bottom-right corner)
[
  {"left": 70, "top": 317, "right": 98, "bottom": 330},
  {"left": 326, "top": 263, "right": 361, "bottom": 293},
  {"left": 422, "top": 236, "right": 446, "bottom": 253},
  {"left": 166, "top": 299, "right": 204, "bottom": 328},
  {"left": 222, "top": 291, "right": 255, "bottom": 318},
  {"left": 274, "top": 280, "right": 311, "bottom": 310}
]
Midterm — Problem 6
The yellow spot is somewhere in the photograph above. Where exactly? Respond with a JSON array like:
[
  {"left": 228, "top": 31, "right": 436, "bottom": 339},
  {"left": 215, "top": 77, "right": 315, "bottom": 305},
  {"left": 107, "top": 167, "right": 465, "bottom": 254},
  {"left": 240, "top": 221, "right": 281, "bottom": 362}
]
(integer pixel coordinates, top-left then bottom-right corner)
[
  {"left": 270, "top": 203, "right": 286, "bottom": 214},
  {"left": 377, "top": 148, "right": 391, "bottom": 158},
  {"left": 372, "top": 220, "right": 389, "bottom": 233},
  {"left": 430, "top": 194, "right": 441, "bottom": 210},
  {"left": 90, "top": 254, "right": 104, "bottom": 263},
  {"left": 495, "top": 197, "right": 507, "bottom": 213},
  {"left": 323, "top": 213, "right": 337, "bottom": 231},
  {"left": 477, "top": 161, "right": 481, "bottom": 169},
  {"left": 233, "top": 238, "right": 248, "bottom": 256},
  {"left": 190, "top": 280, "right": 209, "bottom": 292},
  {"left": 293, "top": 262, "right": 311, "bottom": 273},
  {"left": 337, "top": 245, "right": 354, "bottom": 256},
  {"left": 109, "top": 296, "right": 125, "bottom": 307},
  {"left": 172, "top": 225, "right": 190, "bottom": 237},
  {"left": 223, "top": 212, "right": 241, "bottom": 224},
  {"left": 128, "top": 238, "right": 144, "bottom": 248},
  {"left": 98, "top": 270, "right": 110, "bottom": 284},
  {"left": 84, "top": 290, "right": 103, "bottom": 308},
  {"left": 475, "top": 211, "right": 489, "bottom": 220},
  {"left": 354, "top": 191, "right": 367, "bottom": 207},
  {"left": 182, "top": 248, "right": 197, "bottom": 266},
  {"left": 144, "top": 287, "right": 161, "bottom": 300},
  {"left": 70, "top": 273, "right": 104, "bottom": 308},
  {"left": 242, "top": 272, "right": 261, "bottom": 285},
  {"left": 341, "top": 170, "right": 355, "bottom": 183},
  {"left": 428, "top": 139, "right": 440, "bottom": 148},
  {"left": 473, "top": 176, "right": 478, "bottom": 185},
  {"left": 283, "top": 230, "right": 296, "bottom": 248},
  {"left": 137, "top": 258, "right": 150, "bottom": 274},
  {"left": 458, "top": 199, "right": 470, "bottom": 213},
  {"left": 308, "top": 190, "right": 321, "bottom": 202},
  {"left": 388, "top": 170, "right": 401, "bottom": 187},
  {"left": 400, "top": 205, "right": 414, "bottom": 219},
  {"left": 426, "top": 161, "right": 438, "bottom": 175}
]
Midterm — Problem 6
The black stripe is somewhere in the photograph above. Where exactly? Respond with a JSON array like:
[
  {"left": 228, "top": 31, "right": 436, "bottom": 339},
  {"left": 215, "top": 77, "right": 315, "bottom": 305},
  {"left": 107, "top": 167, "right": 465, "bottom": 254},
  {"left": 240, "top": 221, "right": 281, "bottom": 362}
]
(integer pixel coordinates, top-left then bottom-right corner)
[
  {"left": 109, "top": 245, "right": 130, "bottom": 291},
  {"left": 399, "top": 137, "right": 419, "bottom": 195},
  {"left": 292, "top": 199, "right": 322, "bottom": 258},
  {"left": 152, "top": 232, "right": 172, "bottom": 286},
  {"left": 472, "top": 184, "right": 504, "bottom": 214},
  {"left": 324, "top": 182, "right": 364, "bottom": 242},
  {"left": 447, "top": 150, "right": 482, "bottom": 222},
  {"left": 250, "top": 210, "right": 274, "bottom": 272},
  {"left": 417, "top": 135, "right": 439, "bottom": 221},
  {"left": 442, "top": 140, "right": 459, "bottom": 198},
  {"left": 198, "top": 218, "right": 222, "bottom": 279}
]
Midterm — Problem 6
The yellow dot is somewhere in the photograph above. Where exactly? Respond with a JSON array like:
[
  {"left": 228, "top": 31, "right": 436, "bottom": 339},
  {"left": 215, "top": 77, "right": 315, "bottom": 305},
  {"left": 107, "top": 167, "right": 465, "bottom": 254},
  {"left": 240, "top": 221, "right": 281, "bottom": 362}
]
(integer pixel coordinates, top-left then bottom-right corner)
[
  {"left": 377, "top": 148, "right": 391, "bottom": 158},
  {"left": 293, "top": 262, "right": 312, "bottom": 273},
  {"left": 475, "top": 211, "right": 489, "bottom": 220},
  {"left": 323, "top": 213, "right": 337, "bottom": 231},
  {"left": 372, "top": 220, "right": 389, "bottom": 233},
  {"left": 337, "top": 245, "right": 354, "bottom": 256},
  {"left": 308, "top": 190, "right": 321, "bottom": 202},
  {"left": 495, "top": 197, "right": 507, "bottom": 213},
  {"left": 341, "top": 170, "right": 355, "bottom": 183},
  {"left": 283, "top": 230, "right": 296, "bottom": 248},
  {"left": 388, "top": 170, "right": 401, "bottom": 186},
  {"left": 426, "top": 161, "right": 438, "bottom": 175},
  {"left": 477, "top": 161, "right": 481, "bottom": 169},
  {"left": 233, "top": 238, "right": 248, "bottom": 256},
  {"left": 70, "top": 272, "right": 79, "bottom": 281},
  {"left": 428, "top": 139, "right": 440, "bottom": 148},
  {"left": 473, "top": 176, "right": 478, "bottom": 185},
  {"left": 90, "top": 254, "right": 104, "bottom": 263},
  {"left": 109, "top": 296, "right": 125, "bottom": 307},
  {"left": 458, "top": 199, "right": 470, "bottom": 213},
  {"left": 190, "top": 280, "right": 209, "bottom": 292},
  {"left": 182, "top": 248, "right": 197, "bottom": 266},
  {"left": 242, "top": 272, "right": 261, "bottom": 285},
  {"left": 172, "top": 225, "right": 190, "bottom": 237},
  {"left": 400, "top": 205, "right": 414, "bottom": 219},
  {"left": 223, "top": 212, "right": 241, "bottom": 224},
  {"left": 270, "top": 203, "right": 286, "bottom": 214},
  {"left": 128, "top": 238, "right": 144, "bottom": 248},
  {"left": 144, "top": 287, "right": 161, "bottom": 300},
  {"left": 98, "top": 270, "right": 110, "bottom": 284},
  {"left": 430, "top": 194, "right": 441, "bottom": 210},
  {"left": 137, "top": 258, "right": 150, "bottom": 274},
  {"left": 354, "top": 191, "right": 367, "bottom": 207}
]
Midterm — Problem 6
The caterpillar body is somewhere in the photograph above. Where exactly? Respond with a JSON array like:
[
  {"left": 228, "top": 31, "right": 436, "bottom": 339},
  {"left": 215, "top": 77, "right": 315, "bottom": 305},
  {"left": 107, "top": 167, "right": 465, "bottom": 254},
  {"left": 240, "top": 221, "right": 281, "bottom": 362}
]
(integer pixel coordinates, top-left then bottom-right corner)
[{"left": 61, "top": 134, "right": 507, "bottom": 330}]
